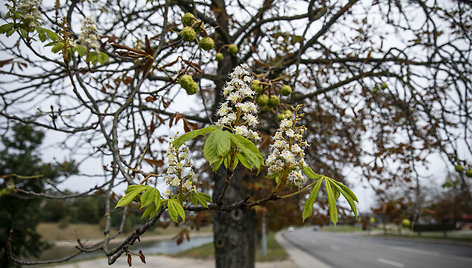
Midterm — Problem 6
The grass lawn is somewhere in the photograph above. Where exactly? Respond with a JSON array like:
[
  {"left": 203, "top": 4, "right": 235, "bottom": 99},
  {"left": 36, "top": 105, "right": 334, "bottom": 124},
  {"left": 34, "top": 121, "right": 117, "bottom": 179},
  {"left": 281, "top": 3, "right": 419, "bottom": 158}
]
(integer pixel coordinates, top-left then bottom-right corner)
[
  {"left": 319, "top": 225, "right": 363, "bottom": 232},
  {"left": 175, "top": 232, "right": 289, "bottom": 262},
  {"left": 37, "top": 222, "right": 212, "bottom": 241}
]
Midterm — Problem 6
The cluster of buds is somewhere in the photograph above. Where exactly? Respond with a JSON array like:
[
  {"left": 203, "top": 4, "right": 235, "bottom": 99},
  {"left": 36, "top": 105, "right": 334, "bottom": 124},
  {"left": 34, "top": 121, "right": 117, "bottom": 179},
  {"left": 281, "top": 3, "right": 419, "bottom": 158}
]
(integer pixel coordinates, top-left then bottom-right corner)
[
  {"left": 216, "top": 65, "right": 261, "bottom": 142},
  {"left": 164, "top": 137, "right": 197, "bottom": 197},
  {"left": 12, "top": 0, "right": 42, "bottom": 27},
  {"left": 266, "top": 105, "right": 309, "bottom": 188},
  {"left": 78, "top": 16, "right": 100, "bottom": 51}
]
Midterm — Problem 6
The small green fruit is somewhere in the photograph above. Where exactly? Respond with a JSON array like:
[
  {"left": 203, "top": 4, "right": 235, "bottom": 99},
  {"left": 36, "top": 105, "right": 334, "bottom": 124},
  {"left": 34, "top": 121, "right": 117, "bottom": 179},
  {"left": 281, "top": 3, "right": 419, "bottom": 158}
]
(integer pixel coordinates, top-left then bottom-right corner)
[
  {"left": 372, "top": 85, "right": 379, "bottom": 94},
  {"left": 381, "top": 82, "right": 388, "bottom": 89},
  {"left": 277, "top": 113, "right": 286, "bottom": 121},
  {"left": 179, "top": 74, "right": 194, "bottom": 89},
  {"left": 268, "top": 95, "right": 280, "bottom": 107},
  {"left": 256, "top": 94, "right": 269, "bottom": 106},
  {"left": 180, "top": 27, "right": 196, "bottom": 41},
  {"left": 181, "top": 13, "right": 195, "bottom": 26},
  {"left": 466, "top": 169, "right": 472, "bottom": 178},
  {"left": 260, "top": 105, "right": 270, "bottom": 113},
  {"left": 186, "top": 81, "right": 198, "bottom": 95},
  {"left": 455, "top": 165, "right": 465, "bottom": 173},
  {"left": 215, "top": 52, "right": 224, "bottom": 61},
  {"left": 283, "top": 110, "right": 293, "bottom": 119},
  {"left": 402, "top": 219, "right": 411, "bottom": 228},
  {"left": 250, "top": 80, "right": 263, "bottom": 93},
  {"left": 227, "top": 44, "right": 238, "bottom": 54},
  {"left": 281, "top": 85, "right": 292, "bottom": 96},
  {"left": 200, "top": 37, "right": 214, "bottom": 51}
]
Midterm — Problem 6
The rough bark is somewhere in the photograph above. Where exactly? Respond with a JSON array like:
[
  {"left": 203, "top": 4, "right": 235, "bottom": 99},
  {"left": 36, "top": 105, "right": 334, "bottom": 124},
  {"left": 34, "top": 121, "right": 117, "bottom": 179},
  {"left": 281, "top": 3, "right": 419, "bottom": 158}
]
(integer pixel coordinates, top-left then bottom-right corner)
[{"left": 212, "top": 167, "right": 256, "bottom": 268}]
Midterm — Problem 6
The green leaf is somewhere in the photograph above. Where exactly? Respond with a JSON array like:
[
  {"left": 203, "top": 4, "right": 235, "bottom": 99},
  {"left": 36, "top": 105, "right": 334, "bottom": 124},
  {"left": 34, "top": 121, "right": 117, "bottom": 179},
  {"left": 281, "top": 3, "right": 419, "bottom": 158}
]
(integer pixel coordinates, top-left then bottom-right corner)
[
  {"left": 332, "top": 180, "right": 359, "bottom": 203},
  {"left": 75, "top": 44, "right": 87, "bottom": 57},
  {"left": 324, "top": 178, "right": 338, "bottom": 225},
  {"left": 51, "top": 42, "right": 64, "bottom": 53},
  {"left": 216, "top": 129, "right": 232, "bottom": 157},
  {"left": 167, "top": 198, "right": 185, "bottom": 223},
  {"left": 302, "top": 178, "right": 323, "bottom": 221},
  {"left": 302, "top": 165, "right": 323, "bottom": 181},
  {"left": 36, "top": 27, "right": 47, "bottom": 42},
  {"left": 140, "top": 188, "right": 157, "bottom": 208},
  {"left": 0, "top": 23, "right": 14, "bottom": 34},
  {"left": 229, "top": 134, "right": 263, "bottom": 172},
  {"left": 44, "top": 29, "right": 60, "bottom": 41},
  {"left": 141, "top": 202, "right": 156, "bottom": 219},
  {"left": 203, "top": 129, "right": 220, "bottom": 166},
  {"left": 115, "top": 185, "right": 149, "bottom": 208},
  {"left": 332, "top": 182, "right": 358, "bottom": 219},
  {"left": 6, "top": 28, "right": 16, "bottom": 37},
  {"left": 190, "top": 192, "right": 212, "bottom": 208},
  {"left": 173, "top": 125, "right": 219, "bottom": 148},
  {"left": 236, "top": 152, "right": 251, "bottom": 170},
  {"left": 19, "top": 28, "right": 28, "bottom": 39},
  {"left": 99, "top": 51, "right": 109, "bottom": 63}
]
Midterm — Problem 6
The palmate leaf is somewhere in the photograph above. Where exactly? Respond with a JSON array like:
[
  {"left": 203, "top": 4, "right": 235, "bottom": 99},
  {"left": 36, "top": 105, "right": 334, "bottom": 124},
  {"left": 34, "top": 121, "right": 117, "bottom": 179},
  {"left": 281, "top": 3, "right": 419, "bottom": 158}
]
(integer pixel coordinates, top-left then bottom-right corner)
[
  {"left": 324, "top": 178, "right": 338, "bottom": 225},
  {"left": 189, "top": 192, "right": 212, "bottom": 208},
  {"left": 203, "top": 129, "right": 233, "bottom": 171},
  {"left": 229, "top": 133, "right": 263, "bottom": 173},
  {"left": 173, "top": 125, "right": 220, "bottom": 148},
  {"left": 167, "top": 198, "right": 185, "bottom": 223},
  {"left": 332, "top": 180, "right": 359, "bottom": 219},
  {"left": 115, "top": 185, "right": 151, "bottom": 208},
  {"left": 302, "top": 178, "right": 323, "bottom": 221}
]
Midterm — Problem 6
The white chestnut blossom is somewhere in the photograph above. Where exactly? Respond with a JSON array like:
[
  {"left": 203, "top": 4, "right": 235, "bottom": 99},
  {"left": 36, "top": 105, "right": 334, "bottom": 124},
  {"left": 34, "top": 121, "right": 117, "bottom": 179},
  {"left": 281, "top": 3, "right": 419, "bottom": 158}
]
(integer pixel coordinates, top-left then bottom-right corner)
[
  {"left": 164, "top": 137, "right": 197, "bottom": 194},
  {"left": 15, "top": 0, "right": 42, "bottom": 27},
  {"left": 78, "top": 16, "right": 100, "bottom": 51},
  {"left": 266, "top": 106, "right": 308, "bottom": 188},
  {"left": 216, "top": 65, "right": 261, "bottom": 142}
]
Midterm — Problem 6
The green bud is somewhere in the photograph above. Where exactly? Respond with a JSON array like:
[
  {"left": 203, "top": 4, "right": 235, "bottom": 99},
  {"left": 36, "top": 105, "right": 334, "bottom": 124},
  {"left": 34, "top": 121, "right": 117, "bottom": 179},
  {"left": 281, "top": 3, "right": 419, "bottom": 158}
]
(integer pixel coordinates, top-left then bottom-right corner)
[
  {"left": 372, "top": 85, "right": 379, "bottom": 94},
  {"left": 466, "top": 169, "right": 472, "bottom": 178},
  {"left": 455, "top": 165, "right": 465, "bottom": 173},
  {"left": 227, "top": 44, "right": 238, "bottom": 54},
  {"left": 256, "top": 94, "right": 269, "bottom": 106},
  {"left": 179, "top": 74, "right": 194, "bottom": 89},
  {"left": 283, "top": 109, "right": 293, "bottom": 119},
  {"left": 182, "top": 13, "right": 195, "bottom": 26},
  {"left": 381, "top": 82, "right": 388, "bottom": 89},
  {"left": 180, "top": 27, "right": 196, "bottom": 42},
  {"left": 281, "top": 85, "right": 292, "bottom": 96},
  {"left": 268, "top": 95, "right": 280, "bottom": 107},
  {"left": 200, "top": 37, "right": 214, "bottom": 51},
  {"left": 186, "top": 81, "right": 198, "bottom": 95},
  {"left": 250, "top": 80, "right": 263, "bottom": 93},
  {"left": 215, "top": 52, "right": 224, "bottom": 61}
]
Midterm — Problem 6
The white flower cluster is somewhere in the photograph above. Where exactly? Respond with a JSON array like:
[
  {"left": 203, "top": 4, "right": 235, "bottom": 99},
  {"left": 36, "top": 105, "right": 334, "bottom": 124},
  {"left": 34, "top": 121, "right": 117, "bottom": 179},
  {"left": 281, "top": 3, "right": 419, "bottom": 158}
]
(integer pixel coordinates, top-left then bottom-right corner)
[
  {"left": 78, "top": 16, "right": 100, "bottom": 51},
  {"left": 266, "top": 108, "right": 309, "bottom": 188},
  {"left": 16, "top": 0, "right": 42, "bottom": 27},
  {"left": 164, "top": 138, "right": 197, "bottom": 197},
  {"left": 216, "top": 65, "right": 260, "bottom": 142}
]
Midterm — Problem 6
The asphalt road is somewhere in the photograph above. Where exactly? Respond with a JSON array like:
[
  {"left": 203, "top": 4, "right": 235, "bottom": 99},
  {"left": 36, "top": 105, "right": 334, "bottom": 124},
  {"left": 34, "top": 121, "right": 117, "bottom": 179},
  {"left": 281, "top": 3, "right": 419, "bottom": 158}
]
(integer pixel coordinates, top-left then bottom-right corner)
[{"left": 283, "top": 227, "right": 472, "bottom": 268}]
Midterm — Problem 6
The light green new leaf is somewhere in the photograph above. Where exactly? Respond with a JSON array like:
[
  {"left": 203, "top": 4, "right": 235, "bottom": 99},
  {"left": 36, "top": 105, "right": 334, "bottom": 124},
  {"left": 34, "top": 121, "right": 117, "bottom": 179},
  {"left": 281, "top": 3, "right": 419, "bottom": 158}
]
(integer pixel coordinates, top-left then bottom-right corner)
[
  {"left": 75, "top": 44, "right": 87, "bottom": 57},
  {"left": 173, "top": 125, "right": 220, "bottom": 148},
  {"left": 332, "top": 180, "right": 359, "bottom": 203},
  {"left": 44, "top": 29, "right": 60, "bottom": 41},
  {"left": 324, "top": 179, "right": 338, "bottom": 225},
  {"left": 35, "top": 27, "right": 46, "bottom": 42},
  {"left": 189, "top": 192, "right": 212, "bottom": 208},
  {"left": 236, "top": 152, "right": 252, "bottom": 170},
  {"left": 115, "top": 185, "right": 149, "bottom": 208},
  {"left": 0, "top": 23, "right": 14, "bottom": 34},
  {"left": 215, "top": 129, "right": 232, "bottom": 157},
  {"left": 302, "top": 178, "right": 324, "bottom": 221},
  {"left": 98, "top": 52, "right": 109, "bottom": 63},
  {"left": 140, "top": 188, "right": 157, "bottom": 208},
  {"left": 203, "top": 130, "right": 220, "bottom": 166},
  {"left": 229, "top": 134, "right": 263, "bottom": 172},
  {"left": 302, "top": 165, "right": 323, "bottom": 181},
  {"left": 51, "top": 42, "right": 64, "bottom": 53},
  {"left": 167, "top": 199, "right": 186, "bottom": 223},
  {"left": 332, "top": 182, "right": 358, "bottom": 219},
  {"left": 141, "top": 202, "right": 156, "bottom": 219}
]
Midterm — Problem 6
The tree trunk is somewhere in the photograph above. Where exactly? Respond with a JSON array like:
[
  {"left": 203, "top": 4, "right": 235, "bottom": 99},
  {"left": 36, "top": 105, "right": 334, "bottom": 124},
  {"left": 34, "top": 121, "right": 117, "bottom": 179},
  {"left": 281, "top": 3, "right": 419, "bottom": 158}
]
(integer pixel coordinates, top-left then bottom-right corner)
[{"left": 212, "top": 167, "right": 256, "bottom": 268}]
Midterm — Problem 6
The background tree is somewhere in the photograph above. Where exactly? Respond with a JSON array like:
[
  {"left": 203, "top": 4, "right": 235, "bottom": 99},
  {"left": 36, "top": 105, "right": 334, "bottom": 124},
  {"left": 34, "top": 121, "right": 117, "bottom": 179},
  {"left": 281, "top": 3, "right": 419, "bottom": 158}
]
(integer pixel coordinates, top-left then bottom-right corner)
[
  {"left": 0, "top": 124, "right": 77, "bottom": 267},
  {"left": 0, "top": 0, "right": 471, "bottom": 267}
]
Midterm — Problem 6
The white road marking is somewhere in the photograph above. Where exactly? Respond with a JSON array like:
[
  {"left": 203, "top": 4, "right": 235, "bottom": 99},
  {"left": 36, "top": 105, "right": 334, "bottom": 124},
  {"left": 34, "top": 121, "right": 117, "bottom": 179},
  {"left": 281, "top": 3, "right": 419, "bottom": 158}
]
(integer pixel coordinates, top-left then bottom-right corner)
[
  {"left": 330, "top": 245, "right": 340, "bottom": 250},
  {"left": 377, "top": 258, "right": 404, "bottom": 267},
  {"left": 390, "top": 246, "right": 440, "bottom": 256}
]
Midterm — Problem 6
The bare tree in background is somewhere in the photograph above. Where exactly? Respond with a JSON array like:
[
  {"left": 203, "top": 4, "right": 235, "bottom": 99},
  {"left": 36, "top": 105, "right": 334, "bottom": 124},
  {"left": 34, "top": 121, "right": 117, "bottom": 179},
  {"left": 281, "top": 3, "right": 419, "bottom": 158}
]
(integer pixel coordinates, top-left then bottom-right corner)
[{"left": 0, "top": 0, "right": 471, "bottom": 267}]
